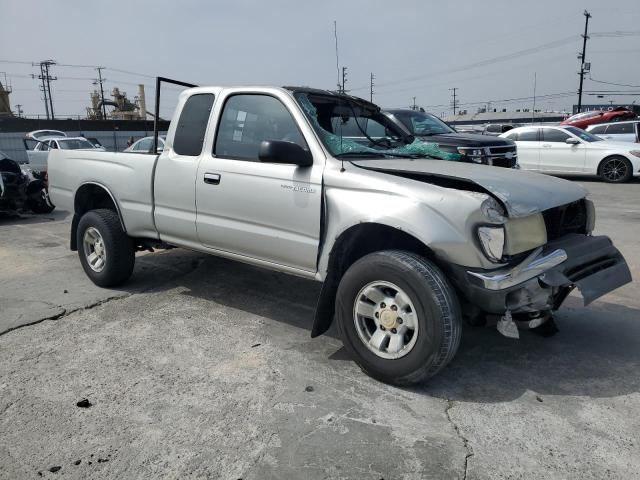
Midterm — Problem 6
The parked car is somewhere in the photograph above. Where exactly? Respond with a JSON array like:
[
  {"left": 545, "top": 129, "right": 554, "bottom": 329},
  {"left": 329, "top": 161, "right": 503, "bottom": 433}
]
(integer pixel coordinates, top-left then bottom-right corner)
[
  {"left": 123, "top": 136, "right": 166, "bottom": 153},
  {"left": 386, "top": 110, "right": 518, "bottom": 167},
  {"left": 49, "top": 84, "right": 631, "bottom": 386},
  {"left": 23, "top": 131, "right": 105, "bottom": 173},
  {"left": 560, "top": 107, "right": 636, "bottom": 130},
  {"left": 0, "top": 149, "right": 55, "bottom": 214},
  {"left": 500, "top": 125, "right": 640, "bottom": 183},
  {"left": 586, "top": 120, "right": 640, "bottom": 143}
]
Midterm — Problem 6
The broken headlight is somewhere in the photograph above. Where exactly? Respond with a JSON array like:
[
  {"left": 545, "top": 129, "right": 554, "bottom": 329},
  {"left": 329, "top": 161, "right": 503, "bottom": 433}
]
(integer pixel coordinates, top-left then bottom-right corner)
[
  {"left": 503, "top": 213, "right": 547, "bottom": 255},
  {"left": 478, "top": 226, "right": 505, "bottom": 262}
]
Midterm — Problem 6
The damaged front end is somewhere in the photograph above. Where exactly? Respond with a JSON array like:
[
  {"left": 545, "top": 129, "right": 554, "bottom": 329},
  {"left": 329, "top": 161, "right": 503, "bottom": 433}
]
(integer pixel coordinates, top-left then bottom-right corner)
[
  {"left": 0, "top": 156, "right": 55, "bottom": 215},
  {"left": 449, "top": 231, "right": 632, "bottom": 335}
]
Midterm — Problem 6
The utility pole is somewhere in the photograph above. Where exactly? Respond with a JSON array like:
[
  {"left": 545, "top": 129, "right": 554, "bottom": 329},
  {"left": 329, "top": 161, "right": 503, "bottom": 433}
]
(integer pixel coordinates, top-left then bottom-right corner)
[
  {"left": 32, "top": 60, "right": 57, "bottom": 119},
  {"left": 369, "top": 72, "right": 375, "bottom": 102},
  {"left": 43, "top": 60, "right": 56, "bottom": 119},
  {"left": 94, "top": 67, "right": 107, "bottom": 120},
  {"left": 449, "top": 87, "right": 459, "bottom": 116},
  {"left": 577, "top": 10, "right": 592, "bottom": 113},
  {"left": 532, "top": 72, "right": 537, "bottom": 123},
  {"left": 15, "top": 104, "right": 23, "bottom": 118},
  {"left": 341, "top": 66, "right": 348, "bottom": 94},
  {"left": 411, "top": 97, "right": 417, "bottom": 111}
]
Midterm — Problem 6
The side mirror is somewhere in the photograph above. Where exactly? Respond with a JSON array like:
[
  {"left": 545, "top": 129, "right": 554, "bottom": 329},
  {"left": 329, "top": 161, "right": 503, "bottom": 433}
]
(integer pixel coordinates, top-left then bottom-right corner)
[
  {"left": 258, "top": 140, "right": 313, "bottom": 166},
  {"left": 565, "top": 137, "right": 580, "bottom": 145}
]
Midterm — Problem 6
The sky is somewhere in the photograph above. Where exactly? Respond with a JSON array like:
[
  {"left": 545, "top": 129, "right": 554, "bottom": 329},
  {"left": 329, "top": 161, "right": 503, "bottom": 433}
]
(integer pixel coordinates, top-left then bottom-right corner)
[{"left": 1, "top": 0, "right": 639, "bottom": 119}]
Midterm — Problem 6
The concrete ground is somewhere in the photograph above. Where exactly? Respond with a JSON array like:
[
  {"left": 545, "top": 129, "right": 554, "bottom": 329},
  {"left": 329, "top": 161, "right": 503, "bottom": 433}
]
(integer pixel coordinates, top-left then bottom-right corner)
[{"left": 1, "top": 179, "right": 639, "bottom": 479}]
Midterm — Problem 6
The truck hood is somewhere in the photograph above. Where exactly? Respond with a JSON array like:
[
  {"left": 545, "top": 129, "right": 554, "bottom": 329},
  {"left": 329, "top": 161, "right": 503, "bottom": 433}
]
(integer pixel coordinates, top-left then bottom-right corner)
[
  {"left": 415, "top": 133, "right": 514, "bottom": 147},
  {"left": 350, "top": 159, "right": 587, "bottom": 217}
]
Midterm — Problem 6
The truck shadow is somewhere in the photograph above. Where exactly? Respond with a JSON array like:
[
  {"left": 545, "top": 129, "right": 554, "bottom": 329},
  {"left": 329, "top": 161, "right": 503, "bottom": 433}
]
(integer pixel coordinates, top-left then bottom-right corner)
[
  {"left": 134, "top": 250, "right": 640, "bottom": 403},
  {"left": 0, "top": 209, "right": 69, "bottom": 226}
]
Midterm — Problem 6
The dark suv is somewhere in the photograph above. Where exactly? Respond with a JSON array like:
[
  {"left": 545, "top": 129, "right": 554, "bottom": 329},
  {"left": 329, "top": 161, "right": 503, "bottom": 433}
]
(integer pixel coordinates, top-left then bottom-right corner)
[{"left": 386, "top": 109, "right": 518, "bottom": 168}]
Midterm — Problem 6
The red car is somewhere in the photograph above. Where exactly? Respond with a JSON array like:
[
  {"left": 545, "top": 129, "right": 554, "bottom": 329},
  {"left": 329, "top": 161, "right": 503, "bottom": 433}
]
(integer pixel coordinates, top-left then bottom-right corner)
[{"left": 561, "top": 107, "right": 637, "bottom": 129}]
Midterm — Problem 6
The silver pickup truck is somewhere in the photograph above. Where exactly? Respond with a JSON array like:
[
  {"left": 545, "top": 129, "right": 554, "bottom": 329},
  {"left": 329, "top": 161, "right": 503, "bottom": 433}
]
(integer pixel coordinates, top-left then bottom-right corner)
[{"left": 49, "top": 85, "right": 632, "bottom": 385}]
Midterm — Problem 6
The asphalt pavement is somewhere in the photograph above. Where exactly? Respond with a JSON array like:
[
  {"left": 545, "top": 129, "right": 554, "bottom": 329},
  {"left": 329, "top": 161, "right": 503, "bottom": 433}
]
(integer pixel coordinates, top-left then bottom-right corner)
[{"left": 0, "top": 179, "right": 638, "bottom": 479}]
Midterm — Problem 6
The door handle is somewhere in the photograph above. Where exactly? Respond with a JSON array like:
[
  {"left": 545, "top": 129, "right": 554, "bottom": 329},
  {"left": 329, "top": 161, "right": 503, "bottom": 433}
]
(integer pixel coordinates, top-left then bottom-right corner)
[
  {"left": 542, "top": 143, "right": 552, "bottom": 147},
  {"left": 204, "top": 172, "right": 221, "bottom": 185}
]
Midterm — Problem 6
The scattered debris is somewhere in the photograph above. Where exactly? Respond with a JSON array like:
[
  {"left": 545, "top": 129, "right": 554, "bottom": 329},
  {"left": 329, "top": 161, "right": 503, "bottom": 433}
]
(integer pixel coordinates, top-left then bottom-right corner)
[
  {"left": 49, "top": 466, "right": 62, "bottom": 473},
  {"left": 305, "top": 386, "right": 314, "bottom": 392},
  {"left": 536, "top": 395, "right": 544, "bottom": 403},
  {"left": 497, "top": 310, "right": 519, "bottom": 339},
  {"left": 76, "top": 398, "right": 92, "bottom": 408},
  {"left": 98, "top": 458, "right": 109, "bottom": 463},
  {"left": 63, "top": 289, "right": 68, "bottom": 294},
  {"left": 251, "top": 343, "right": 261, "bottom": 348},
  {"left": 74, "top": 460, "right": 81, "bottom": 465}
]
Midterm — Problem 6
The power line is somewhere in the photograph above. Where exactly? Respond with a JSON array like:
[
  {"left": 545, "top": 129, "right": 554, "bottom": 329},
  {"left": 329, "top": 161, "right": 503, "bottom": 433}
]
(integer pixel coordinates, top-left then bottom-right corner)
[
  {"left": 588, "top": 75, "right": 640, "bottom": 88},
  {"left": 94, "top": 67, "right": 107, "bottom": 119}
]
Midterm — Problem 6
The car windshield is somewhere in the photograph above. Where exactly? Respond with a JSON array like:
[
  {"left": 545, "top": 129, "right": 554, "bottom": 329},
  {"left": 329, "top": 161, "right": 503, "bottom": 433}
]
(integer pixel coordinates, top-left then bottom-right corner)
[
  {"left": 563, "top": 126, "right": 603, "bottom": 142},
  {"left": 566, "top": 111, "right": 601, "bottom": 121},
  {"left": 293, "top": 92, "right": 461, "bottom": 161},
  {"left": 391, "top": 111, "right": 455, "bottom": 136},
  {"left": 58, "top": 139, "right": 96, "bottom": 149}
]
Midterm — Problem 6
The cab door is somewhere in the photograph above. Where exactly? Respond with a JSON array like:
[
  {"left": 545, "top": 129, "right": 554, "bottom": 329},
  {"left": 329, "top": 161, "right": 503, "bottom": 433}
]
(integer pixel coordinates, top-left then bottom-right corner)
[
  {"left": 153, "top": 92, "right": 216, "bottom": 245},
  {"left": 195, "top": 92, "right": 323, "bottom": 272},
  {"left": 539, "top": 128, "right": 586, "bottom": 173}
]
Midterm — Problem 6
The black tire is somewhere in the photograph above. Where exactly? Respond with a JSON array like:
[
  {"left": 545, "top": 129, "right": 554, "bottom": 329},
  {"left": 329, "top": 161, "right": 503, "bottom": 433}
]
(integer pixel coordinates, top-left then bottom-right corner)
[
  {"left": 336, "top": 250, "right": 462, "bottom": 386},
  {"left": 598, "top": 156, "right": 633, "bottom": 183},
  {"left": 27, "top": 187, "right": 55, "bottom": 214},
  {"left": 77, "top": 209, "right": 135, "bottom": 287}
]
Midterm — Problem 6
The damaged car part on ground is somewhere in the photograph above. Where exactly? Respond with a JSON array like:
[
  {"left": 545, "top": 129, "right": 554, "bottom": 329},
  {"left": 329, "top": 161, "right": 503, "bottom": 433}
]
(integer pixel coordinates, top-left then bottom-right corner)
[
  {"left": 0, "top": 149, "right": 55, "bottom": 215},
  {"left": 48, "top": 82, "right": 632, "bottom": 386}
]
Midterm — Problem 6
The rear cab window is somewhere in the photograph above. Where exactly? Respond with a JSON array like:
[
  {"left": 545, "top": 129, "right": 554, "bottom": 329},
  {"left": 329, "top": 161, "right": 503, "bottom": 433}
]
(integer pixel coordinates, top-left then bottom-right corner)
[{"left": 173, "top": 93, "right": 216, "bottom": 156}]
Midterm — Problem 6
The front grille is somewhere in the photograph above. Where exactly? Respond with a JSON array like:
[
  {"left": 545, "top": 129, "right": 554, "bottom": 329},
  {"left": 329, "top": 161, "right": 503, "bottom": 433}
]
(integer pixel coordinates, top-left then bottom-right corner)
[
  {"left": 486, "top": 145, "right": 517, "bottom": 168},
  {"left": 542, "top": 200, "right": 588, "bottom": 241}
]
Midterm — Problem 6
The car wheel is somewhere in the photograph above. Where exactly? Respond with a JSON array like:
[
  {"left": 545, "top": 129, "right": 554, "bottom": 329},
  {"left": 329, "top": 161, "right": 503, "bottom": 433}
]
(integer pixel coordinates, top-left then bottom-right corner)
[
  {"left": 599, "top": 156, "right": 632, "bottom": 183},
  {"left": 336, "top": 250, "right": 462, "bottom": 386},
  {"left": 77, "top": 209, "right": 135, "bottom": 287},
  {"left": 27, "top": 187, "right": 55, "bottom": 214}
]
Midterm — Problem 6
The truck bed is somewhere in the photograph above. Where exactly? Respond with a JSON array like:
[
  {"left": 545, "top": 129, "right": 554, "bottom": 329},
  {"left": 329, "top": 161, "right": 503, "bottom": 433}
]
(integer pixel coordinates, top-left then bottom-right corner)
[{"left": 48, "top": 150, "right": 159, "bottom": 239}]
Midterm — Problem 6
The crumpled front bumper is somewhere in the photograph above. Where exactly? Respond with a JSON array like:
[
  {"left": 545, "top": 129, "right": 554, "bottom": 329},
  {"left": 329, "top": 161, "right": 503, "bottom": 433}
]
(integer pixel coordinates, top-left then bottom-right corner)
[{"left": 450, "top": 234, "right": 632, "bottom": 315}]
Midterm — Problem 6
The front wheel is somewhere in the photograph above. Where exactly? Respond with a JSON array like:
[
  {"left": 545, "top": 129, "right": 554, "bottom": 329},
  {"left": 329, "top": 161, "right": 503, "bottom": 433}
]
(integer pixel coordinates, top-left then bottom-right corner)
[
  {"left": 599, "top": 156, "right": 632, "bottom": 183},
  {"left": 27, "top": 187, "right": 55, "bottom": 214},
  {"left": 336, "top": 250, "right": 462, "bottom": 386},
  {"left": 77, "top": 209, "right": 135, "bottom": 287}
]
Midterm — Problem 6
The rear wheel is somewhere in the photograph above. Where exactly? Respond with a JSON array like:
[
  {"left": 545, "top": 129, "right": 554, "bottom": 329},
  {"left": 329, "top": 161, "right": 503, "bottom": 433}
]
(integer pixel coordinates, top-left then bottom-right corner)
[
  {"left": 599, "top": 156, "right": 632, "bottom": 183},
  {"left": 77, "top": 209, "right": 135, "bottom": 287},
  {"left": 336, "top": 250, "right": 462, "bottom": 386}
]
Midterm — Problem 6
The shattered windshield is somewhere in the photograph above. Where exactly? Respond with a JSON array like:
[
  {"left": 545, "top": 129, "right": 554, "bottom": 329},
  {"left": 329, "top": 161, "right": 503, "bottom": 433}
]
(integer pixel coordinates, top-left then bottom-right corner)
[
  {"left": 391, "top": 111, "right": 455, "bottom": 136},
  {"left": 294, "top": 92, "right": 461, "bottom": 161}
]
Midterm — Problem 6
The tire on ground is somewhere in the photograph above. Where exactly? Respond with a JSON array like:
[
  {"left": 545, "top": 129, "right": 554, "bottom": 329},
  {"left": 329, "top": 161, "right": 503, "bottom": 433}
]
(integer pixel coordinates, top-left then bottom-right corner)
[
  {"left": 336, "top": 250, "right": 462, "bottom": 386},
  {"left": 77, "top": 209, "right": 135, "bottom": 287},
  {"left": 598, "top": 155, "right": 633, "bottom": 183}
]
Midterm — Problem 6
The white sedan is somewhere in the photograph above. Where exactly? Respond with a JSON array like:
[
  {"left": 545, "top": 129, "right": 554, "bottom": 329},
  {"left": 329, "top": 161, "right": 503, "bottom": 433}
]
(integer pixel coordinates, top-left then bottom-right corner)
[{"left": 500, "top": 125, "right": 640, "bottom": 183}]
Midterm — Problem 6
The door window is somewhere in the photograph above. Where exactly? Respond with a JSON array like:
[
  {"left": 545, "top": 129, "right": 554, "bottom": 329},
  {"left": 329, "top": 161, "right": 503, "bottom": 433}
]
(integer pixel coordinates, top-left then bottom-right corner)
[
  {"left": 510, "top": 129, "right": 539, "bottom": 141},
  {"left": 588, "top": 125, "right": 607, "bottom": 134},
  {"left": 542, "top": 129, "right": 571, "bottom": 142},
  {"left": 214, "top": 94, "right": 307, "bottom": 161},
  {"left": 606, "top": 123, "right": 634, "bottom": 134},
  {"left": 173, "top": 93, "right": 215, "bottom": 156}
]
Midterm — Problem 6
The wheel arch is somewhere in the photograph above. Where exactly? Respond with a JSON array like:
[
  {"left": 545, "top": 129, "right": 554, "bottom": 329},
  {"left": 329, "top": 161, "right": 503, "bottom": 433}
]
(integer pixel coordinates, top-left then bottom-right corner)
[
  {"left": 71, "top": 182, "right": 125, "bottom": 251},
  {"left": 311, "top": 222, "right": 436, "bottom": 338}
]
